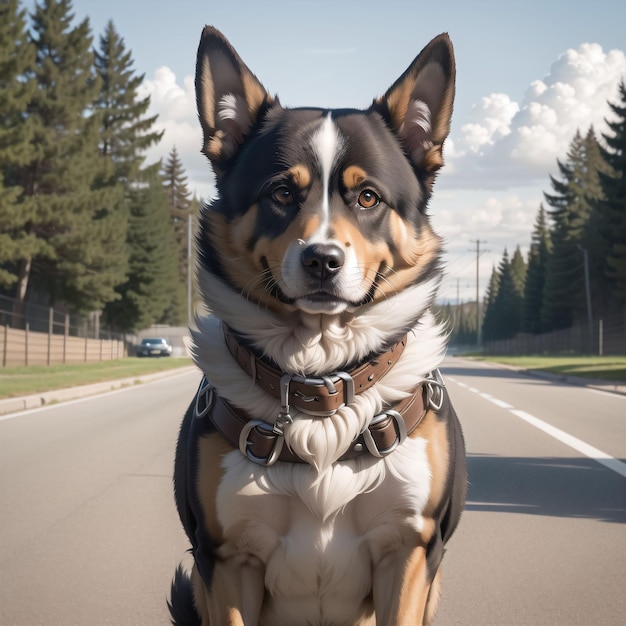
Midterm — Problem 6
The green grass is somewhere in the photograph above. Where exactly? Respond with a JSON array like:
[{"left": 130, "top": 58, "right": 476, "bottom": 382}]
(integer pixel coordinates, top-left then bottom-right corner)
[
  {"left": 0, "top": 357, "right": 194, "bottom": 399},
  {"left": 475, "top": 355, "right": 626, "bottom": 383}
]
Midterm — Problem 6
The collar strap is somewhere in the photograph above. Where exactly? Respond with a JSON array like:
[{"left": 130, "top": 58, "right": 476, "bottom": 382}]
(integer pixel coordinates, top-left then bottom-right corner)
[
  {"left": 222, "top": 324, "right": 408, "bottom": 415},
  {"left": 194, "top": 376, "right": 436, "bottom": 465}
]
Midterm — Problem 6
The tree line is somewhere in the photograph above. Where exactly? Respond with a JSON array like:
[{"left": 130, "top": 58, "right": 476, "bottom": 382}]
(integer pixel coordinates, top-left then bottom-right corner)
[
  {"left": 447, "top": 82, "right": 626, "bottom": 345},
  {"left": 0, "top": 0, "right": 199, "bottom": 333}
]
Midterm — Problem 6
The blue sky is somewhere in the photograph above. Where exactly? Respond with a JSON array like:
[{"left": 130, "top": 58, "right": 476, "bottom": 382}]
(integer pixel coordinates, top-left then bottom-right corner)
[{"left": 56, "top": 0, "right": 626, "bottom": 303}]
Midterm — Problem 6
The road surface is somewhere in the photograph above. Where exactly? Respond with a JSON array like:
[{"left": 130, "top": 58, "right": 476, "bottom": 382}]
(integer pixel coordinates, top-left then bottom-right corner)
[
  {"left": 437, "top": 358, "right": 626, "bottom": 625},
  {"left": 0, "top": 359, "right": 624, "bottom": 625}
]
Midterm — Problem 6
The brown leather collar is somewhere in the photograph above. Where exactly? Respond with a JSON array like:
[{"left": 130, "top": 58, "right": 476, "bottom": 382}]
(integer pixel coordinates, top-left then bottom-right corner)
[
  {"left": 194, "top": 327, "right": 445, "bottom": 465},
  {"left": 222, "top": 324, "right": 408, "bottom": 415},
  {"left": 194, "top": 376, "right": 432, "bottom": 465}
]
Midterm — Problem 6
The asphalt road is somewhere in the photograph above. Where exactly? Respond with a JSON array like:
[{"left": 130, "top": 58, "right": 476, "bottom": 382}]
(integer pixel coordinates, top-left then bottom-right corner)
[
  {"left": 0, "top": 358, "right": 624, "bottom": 625},
  {"left": 437, "top": 358, "right": 626, "bottom": 626}
]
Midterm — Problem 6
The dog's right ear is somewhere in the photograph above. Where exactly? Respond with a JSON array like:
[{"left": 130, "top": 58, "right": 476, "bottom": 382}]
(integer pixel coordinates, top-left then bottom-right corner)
[{"left": 195, "top": 26, "right": 272, "bottom": 174}]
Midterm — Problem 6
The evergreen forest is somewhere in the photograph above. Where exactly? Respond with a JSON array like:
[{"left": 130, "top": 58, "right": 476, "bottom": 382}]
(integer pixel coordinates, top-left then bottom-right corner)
[{"left": 0, "top": 0, "right": 199, "bottom": 333}]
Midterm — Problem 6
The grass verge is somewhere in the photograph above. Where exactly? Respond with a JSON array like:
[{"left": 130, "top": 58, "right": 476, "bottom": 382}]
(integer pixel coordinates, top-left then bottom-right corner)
[
  {"left": 0, "top": 357, "right": 194, "bottom": 399},
  {"left": 474, "top": 355, "right": 626, "bottom": 383}
]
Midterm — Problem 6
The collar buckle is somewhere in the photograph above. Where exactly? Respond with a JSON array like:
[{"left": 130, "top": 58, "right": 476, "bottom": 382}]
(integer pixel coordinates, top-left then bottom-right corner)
[{"left": 239, "top": 418, "right": 284, "bottom": 466}]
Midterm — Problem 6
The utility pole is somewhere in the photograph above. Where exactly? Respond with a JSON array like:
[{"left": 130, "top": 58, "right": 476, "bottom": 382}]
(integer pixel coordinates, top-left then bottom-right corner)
[{"left": 471, "top": 240, "right": 488, "bottom": 349}]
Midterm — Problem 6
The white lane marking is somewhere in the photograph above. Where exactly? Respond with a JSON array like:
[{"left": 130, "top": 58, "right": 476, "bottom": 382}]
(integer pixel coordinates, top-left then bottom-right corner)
[
  {"left": 510, "top": 409, "right": 626, "bottom": 479},
  {"left": 446, "top": 375, "right": 626, "bottom": 479},
  {"left": 479, "top": 393, "right": 513, "bottom": 409},
  {"left": 0, "top": 368, "right": 200, "bottom": 423}
]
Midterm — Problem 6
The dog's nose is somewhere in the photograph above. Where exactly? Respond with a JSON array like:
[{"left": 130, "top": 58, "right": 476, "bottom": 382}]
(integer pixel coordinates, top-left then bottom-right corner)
[{"left": 301, "top": 243, "right": 345, "bottom": 279}]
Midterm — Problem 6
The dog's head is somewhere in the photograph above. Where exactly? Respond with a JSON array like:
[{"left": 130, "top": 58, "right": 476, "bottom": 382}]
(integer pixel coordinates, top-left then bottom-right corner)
[{"left": 195, "top": 27, "right": 454, "bottom": 329}]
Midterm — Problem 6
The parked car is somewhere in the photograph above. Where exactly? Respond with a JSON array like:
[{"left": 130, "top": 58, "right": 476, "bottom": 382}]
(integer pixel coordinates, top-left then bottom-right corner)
[{"left": 136, "top": 337, "right": 173, "bottom": 357}]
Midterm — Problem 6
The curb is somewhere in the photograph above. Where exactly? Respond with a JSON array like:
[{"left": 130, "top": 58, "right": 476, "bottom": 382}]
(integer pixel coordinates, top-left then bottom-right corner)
[
  {"left": 0, "top": 365, "right": 200, "bottom": 417},
  {"left": 455, "top": 356, "right": 626, "bottom": 397},
  {"left": 522, "top": 368, "right": 626, "bottom": 397}
]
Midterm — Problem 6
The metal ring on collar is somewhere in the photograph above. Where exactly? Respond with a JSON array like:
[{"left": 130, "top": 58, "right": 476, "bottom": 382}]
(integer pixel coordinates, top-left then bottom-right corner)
[
  {"left": 239, "top": 418, "right": 284, "bottom": 466},
  {"left": 360, "top": 409, "right": 407, "bottom": 457},
  {"left": 194, "top": 378, "right": 214, "bottom": 419}
]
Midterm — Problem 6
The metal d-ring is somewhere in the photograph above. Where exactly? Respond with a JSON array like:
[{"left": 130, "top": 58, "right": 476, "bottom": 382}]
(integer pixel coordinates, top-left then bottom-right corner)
[
  {"left": 194, "top": 377, "right": 214, "bottom": 418},
  {"left": 239, "top": 418, "right": 284, "bottom": 466},
  {"left": 425, "top": 369, "right": 446, "bottom": 411},
  {"left": 361, "top": 409, "right": 407, "bottom": 457}
]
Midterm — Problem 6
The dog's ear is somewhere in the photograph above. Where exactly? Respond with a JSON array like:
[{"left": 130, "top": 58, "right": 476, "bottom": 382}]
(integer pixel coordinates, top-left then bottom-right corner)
[
  {"left": 373, "top": 34, "right": 455, "bottom": 183},
  {"left": 195, "top": 26, "right": 272, "bottom": 174}
]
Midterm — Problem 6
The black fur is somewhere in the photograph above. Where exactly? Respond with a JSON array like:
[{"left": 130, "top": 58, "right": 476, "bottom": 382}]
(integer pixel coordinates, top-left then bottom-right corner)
[{"left": 168, "top": 565, "right": 201, "bottom": 626}]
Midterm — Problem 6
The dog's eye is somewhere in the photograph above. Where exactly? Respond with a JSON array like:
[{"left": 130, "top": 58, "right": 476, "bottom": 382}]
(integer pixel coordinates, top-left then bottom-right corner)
[
  {"left": 272, "top": 186, "right": 293, "bottom": 205},
  {"left": 357, "top": 189, "right": 380, "bottom": 209}
]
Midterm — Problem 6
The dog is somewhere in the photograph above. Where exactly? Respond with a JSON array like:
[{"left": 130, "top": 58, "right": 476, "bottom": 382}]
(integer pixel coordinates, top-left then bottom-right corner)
[{"left": 169, "top": 26, "right": 466, "bottom": 626}]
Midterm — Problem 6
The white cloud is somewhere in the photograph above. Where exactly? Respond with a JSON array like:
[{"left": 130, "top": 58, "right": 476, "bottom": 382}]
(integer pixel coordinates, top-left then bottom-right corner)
[
  {"left": 137, "top": 67, "right": 215, "bottom": 201},
  {"left": 434, "top": 191, "right": 538, "bottom": 251},
  {"left": 454, "top": 93, "right": 519, "bottom": 153},
  {"left": 447, "top": 43, "right": 626, "bottom": 189}
]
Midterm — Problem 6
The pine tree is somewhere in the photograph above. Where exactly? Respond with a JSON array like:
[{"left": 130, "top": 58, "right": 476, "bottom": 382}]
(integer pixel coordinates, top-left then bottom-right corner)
[
  {"left": 452, "top": 302, "right": 477, "bottom": 346},
  {"left": 94, "top": 20, "right": 163, "bottom": 184},
  {"left": 12, "top": 0, "right": 127, "bottom": 314},
  {"left": 522, "top": 205, "right": 552, "bottom": 334},
  {"left": 596, "top": 80, "right": 626, "bottom": 307},
  {"left": 0, "top": 0, "right": 37, "bottom": 293},
  {"left": 541, "top": 129, "right": 608, "bottom": 330},
  {"left": 162, "top": 146, "right": 193, "bottom": 287},
  {"left": 102, "top": 166, "right": 184, "bottom": 331},
  {"left": 483, "top": 250, "right": 523, "bottom": 341},
  {"left": 510, "top": 245, "right": 527, "bottom": 299},
  {"left": 481, "top": 265, "right": 500, "bottom": 342},
  {"left": 93, "top": 19, "right": 173, "bottom": 331}
]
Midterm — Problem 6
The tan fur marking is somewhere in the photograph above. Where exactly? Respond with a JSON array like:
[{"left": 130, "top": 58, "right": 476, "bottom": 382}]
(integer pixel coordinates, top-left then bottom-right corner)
[
  {"left": 329, "top": 213, "right": 441, "bottom": 301},
  {"left": 198, "top": 55, "right": 216, "bottom": 129},
  {"left": 423, "top": 145, "right": 445, "bottom": 172},
  {"left": 288, "top": 164, "right": 312, "bottom": 190},
  {"left": 206, "top": 208, "right": 263, "bottom": 301},
  {"left": 242, "top": 72, "right": 268, "bottom": 117},
  {"left": 424, "top": 567, "right": 443, "bottom": 626},
  {"left": 331, "top": 215, "right": 393, "bottom": 290},
  {"left": 384, "top": 80, "right": 413, "bottom": 131},
  {"left": 342, "top": 165, "right": 368, "bottom": 189},
  {"left": 410, "top": 409, "right": 450, "bottom": 519},
  {"left": 210, "top": 207, "right": 322, "bottom": 312},
  {"left": 253, "top": 215, "right": 323, "bottom": 310},
  {"left": 396, "top": 546, "right": 431, "bottom": 624},
  {"left": 430, "top": 84, "right": 455, "bottom": 144}
]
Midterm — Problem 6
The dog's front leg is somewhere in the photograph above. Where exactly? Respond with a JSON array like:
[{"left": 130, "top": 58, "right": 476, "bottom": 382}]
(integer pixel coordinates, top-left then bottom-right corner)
[
  {"left": 195, "top": 554, "right": 265, "bottom": 626},
  {"left": 372, "top": 545, "right": 434, "bottom": 626}
]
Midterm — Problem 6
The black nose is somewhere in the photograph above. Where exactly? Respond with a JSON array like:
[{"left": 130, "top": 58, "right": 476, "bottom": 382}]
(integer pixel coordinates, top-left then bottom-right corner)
[{"left": 301, "top": 243, "right": 345, "bottom": 279}]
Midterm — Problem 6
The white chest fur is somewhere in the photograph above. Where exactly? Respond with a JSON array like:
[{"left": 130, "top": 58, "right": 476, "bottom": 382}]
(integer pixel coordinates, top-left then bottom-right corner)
[{"left": 215, "top": 436, "right": 432, "bottom": 625}]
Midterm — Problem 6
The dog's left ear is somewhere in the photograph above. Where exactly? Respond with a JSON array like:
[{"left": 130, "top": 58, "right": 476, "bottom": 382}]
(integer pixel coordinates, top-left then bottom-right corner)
[
  {"left": 195, "top": 26, "right": 273, "bottom": 175},
  {"left": 373, "top": 34, "right": 455, "bottom": 183}
]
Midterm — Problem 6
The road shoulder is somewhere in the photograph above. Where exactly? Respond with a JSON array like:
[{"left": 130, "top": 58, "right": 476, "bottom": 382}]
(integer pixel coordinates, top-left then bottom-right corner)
[{"left": 0, "top": 365, "right": 200, "bottom": 416}]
